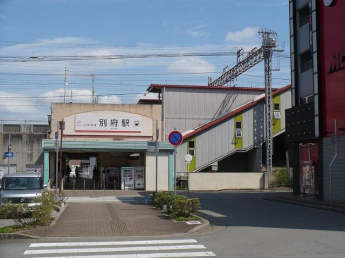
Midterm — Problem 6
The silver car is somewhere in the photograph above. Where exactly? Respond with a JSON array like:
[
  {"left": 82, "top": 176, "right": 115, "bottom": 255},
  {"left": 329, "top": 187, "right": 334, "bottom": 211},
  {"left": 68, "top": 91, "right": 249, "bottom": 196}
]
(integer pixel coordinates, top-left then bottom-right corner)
[{"left": 0, "top": 173, "right": 45, "bottom": 208}]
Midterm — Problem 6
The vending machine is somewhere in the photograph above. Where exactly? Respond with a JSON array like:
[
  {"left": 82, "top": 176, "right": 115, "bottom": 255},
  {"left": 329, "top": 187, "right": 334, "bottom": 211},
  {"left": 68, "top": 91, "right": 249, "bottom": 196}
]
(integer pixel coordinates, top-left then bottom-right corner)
[
  {"left": 134, "top": 166, "right": 145, "bottom": 190},
  {"left": 121, "top": 167, "right": 134, "bottom": 190}
]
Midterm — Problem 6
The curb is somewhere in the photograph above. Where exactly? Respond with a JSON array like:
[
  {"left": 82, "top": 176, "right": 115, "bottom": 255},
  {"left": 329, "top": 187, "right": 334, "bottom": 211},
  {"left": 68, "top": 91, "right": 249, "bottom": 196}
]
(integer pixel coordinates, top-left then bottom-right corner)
[
  {"left": 264, "top": 197, "right": 345, "bottom": 214},
  {"left": 187, "top": 215, "right": 210, "bottom": 234},
  {"left": 0, "top": 232, "right": 39, "bottom": 239},
  {"left": 50, "top": 203, "right": 67, "bottom": 226}
]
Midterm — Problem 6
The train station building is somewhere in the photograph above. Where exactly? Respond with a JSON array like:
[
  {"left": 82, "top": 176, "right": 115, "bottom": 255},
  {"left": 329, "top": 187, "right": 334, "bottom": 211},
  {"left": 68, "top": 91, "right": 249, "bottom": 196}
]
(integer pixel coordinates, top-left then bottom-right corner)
[{"left": 42, "top": 84, "right": 291, "bottom": 191}]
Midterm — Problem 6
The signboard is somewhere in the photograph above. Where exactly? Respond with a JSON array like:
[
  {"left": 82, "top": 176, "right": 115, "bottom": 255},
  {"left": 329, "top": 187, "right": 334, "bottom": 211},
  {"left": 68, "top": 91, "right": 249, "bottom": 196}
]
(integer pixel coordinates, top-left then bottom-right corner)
[
  {"left": 26, "top": 165, "right": 43, "bottom": 175},
  {"left": 75, "top": 115, "right": 142, "bottom": 133},
  {"left": 0, "top": 164, "right": 17, "bottom": 180},
  {"left": 134, "top": 166, "right": 145, "bottom": 190},
  {"left": 168, "top": 131, "right": 183, "bottom": 146},
  {"left": 4, "top": 152, "right": 14, "bottom": 158},
  {"left": 185, "top": 154, "right": 193, "bottom": 164}
]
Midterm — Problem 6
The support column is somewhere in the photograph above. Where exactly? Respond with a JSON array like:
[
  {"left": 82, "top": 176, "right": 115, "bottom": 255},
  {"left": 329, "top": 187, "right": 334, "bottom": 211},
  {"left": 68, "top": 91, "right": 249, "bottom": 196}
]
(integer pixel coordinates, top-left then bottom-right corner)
[{"left": 44, "top": 151, "right": 50, "bottom": 188}]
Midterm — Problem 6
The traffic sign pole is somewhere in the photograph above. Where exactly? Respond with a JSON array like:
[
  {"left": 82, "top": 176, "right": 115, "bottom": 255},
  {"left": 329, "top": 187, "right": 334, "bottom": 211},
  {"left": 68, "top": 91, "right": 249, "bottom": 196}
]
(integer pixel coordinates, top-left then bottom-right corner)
[{"left": 169, "top": 129, "right": 183, "bottom": 195}]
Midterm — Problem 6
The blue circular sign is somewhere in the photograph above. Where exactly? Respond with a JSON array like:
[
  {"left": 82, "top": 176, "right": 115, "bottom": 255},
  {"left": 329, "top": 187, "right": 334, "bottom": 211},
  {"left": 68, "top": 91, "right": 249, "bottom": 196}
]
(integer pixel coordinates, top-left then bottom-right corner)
[{"left": 169, "top": 131, "right": 183, "bottom": 146}]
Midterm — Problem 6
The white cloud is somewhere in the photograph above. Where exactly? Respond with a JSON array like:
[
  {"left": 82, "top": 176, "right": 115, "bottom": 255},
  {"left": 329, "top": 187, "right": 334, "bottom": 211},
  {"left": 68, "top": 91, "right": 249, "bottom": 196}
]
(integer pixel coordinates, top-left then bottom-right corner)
[
  {"left": 40, "top": 88, "right": 92, "bottom": 103},
  {"left": 98, "top": 95, "right": 122, "bottom": 104},
  {"left": 135, "top": 92, "right": 159, "bottom": 102},
  {"left": 0, "top": 92, "right": 41, "bottom": 117},
  {"left": 39, "top": 88, "right": 122, "bottom": 104},
  {"left": 185, "top": 25, "right": 209, "bottom": 38},
  {"left": 168, "top": 57, "right": 216, "bottom": 74},
  {"left": 226, "top": 27, "right": 260, "bottom": 43}
]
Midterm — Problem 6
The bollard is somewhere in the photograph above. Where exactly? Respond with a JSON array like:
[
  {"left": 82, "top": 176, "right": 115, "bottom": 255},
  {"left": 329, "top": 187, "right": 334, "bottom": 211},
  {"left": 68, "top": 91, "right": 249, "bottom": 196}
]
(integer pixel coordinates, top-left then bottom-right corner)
[
  {"left": 73, "top": 179, "right": 75, "bottom": 191},
  {"left": 123, "top": 179, "right": 125, "bottom": 191},
  {"left": 83, "top": 180, "right": 85, "bottom": 191},
  {"left": 94, "top": 180, "right": 95, "bottom": 191},
  {"left": 114, "top": 180, "right": 116, "bottom": 191},
  {"left": 104, "top": 179, "right": 105, "bottom": 191}
]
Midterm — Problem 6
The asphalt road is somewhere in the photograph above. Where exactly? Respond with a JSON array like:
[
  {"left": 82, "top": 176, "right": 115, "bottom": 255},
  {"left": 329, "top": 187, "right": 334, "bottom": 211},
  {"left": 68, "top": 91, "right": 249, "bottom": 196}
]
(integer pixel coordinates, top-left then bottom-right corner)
[{"left": 1, "top": 191, "right": 345, "bottom": 258}]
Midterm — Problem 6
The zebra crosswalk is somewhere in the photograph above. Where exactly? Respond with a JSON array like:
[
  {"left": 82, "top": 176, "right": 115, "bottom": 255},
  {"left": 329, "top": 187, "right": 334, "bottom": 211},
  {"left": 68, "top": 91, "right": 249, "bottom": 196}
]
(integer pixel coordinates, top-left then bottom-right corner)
[{"left": 23, "top": 239, "right": 217, "bottom": 258}]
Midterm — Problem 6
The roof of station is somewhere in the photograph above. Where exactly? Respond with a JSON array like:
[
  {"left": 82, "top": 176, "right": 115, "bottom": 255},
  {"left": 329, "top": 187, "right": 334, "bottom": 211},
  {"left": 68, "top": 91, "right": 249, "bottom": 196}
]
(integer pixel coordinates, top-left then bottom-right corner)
[
  {"left": 137, "top": 99, "right": 161, "bottom": 104},
  {"left": 147, "top": 84, "right": 277, "bottom": 93},
  {"left": 182, "top": 84, "right": 291, "bottom": 140}
]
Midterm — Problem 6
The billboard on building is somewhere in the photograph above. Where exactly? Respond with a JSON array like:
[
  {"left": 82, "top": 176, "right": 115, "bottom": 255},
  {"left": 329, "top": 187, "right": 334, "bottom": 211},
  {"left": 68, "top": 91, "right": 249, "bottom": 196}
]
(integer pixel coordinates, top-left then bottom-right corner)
[
  {"left": 75, "top": 115, "right": 142, "bottom": 133},
  {"left": 319, "top": 0, "right": 345, "bottom": 136}
]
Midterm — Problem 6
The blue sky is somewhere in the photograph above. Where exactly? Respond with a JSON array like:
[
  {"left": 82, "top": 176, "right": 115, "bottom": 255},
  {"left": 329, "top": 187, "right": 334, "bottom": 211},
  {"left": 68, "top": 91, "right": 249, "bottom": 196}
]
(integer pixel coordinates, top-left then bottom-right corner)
[{"left": 0, "top": 0, "right": 290, "bottom": 121}]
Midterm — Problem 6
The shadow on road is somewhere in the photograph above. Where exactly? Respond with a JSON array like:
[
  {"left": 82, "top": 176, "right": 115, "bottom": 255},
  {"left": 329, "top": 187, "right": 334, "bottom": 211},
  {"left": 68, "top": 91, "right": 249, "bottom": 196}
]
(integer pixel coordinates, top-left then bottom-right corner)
[{"left": 183, "top": 191, "right": 345, "bottom": 232}]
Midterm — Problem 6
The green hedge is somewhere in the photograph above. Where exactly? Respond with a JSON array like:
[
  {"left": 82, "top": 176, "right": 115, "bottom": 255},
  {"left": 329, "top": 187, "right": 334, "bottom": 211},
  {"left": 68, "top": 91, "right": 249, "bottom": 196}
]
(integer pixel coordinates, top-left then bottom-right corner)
[{"left": 151, "top": 192, "right": 200, "bottom": 219}]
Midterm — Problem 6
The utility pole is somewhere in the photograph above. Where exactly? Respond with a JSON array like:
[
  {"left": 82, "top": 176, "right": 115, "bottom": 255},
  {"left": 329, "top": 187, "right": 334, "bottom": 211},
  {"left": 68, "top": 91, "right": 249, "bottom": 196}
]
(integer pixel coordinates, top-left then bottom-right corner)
[
  {"left": 64, "top": 67, "right": 68, "bottom": 103},
  {"left": 155, "top": 120, "right": 159, "bottom": 192},
  {"left": 55, "top": 122, "right": 59, "bottom": 190},
  {"left": 59, "top": 120, "right": 65, "bottom": 193},
  {"left": 92, "top": 74, "right": 96, "bottom": 103},
  {"left": 259, "top": 29, "right": 278, "bottom": 174},
  {"left": 7, "top": 134, "right": 11, "bottom": 174}
]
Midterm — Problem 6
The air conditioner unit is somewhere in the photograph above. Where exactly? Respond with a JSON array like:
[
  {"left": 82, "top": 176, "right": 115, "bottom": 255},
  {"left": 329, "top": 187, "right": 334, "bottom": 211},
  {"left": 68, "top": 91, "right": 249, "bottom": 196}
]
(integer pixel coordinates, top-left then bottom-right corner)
[
  {"left": 274, "top": 111, "right": 281, "bottom": 119},
  {"left": 235, "top": 129, "right": 243, "bottom": 138}
]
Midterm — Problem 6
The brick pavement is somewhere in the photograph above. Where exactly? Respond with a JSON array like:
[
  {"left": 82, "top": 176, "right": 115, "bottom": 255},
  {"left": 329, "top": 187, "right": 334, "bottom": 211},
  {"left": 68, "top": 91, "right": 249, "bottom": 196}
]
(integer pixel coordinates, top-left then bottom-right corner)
[{"left": 22, "top": 198, "right": 197, "bottom": 238}]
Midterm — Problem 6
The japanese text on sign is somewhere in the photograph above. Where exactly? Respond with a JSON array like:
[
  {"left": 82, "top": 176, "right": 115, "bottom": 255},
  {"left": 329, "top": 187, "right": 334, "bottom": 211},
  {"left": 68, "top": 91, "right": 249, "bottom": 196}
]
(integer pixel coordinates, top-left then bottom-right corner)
[{"left": 75, "top": 115, "right": 142, "bottom": 132}]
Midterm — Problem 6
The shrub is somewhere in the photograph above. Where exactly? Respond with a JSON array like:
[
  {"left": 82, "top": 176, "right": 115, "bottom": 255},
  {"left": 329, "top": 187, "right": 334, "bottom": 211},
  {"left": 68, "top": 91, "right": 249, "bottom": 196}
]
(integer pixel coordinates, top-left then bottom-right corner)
[
  {"left": 31, "top": 190, "right": 56, "bottom": 226},
  {"left": 0, "top": 190, "right": 57, "bottom": 228},
  {"left": 271, "top": 168, "right": 293, "bottom": 187},
  {"left": 152, "top": 192, "right": 174, "bottom": 209},
  {"left": 172, "top": 198, "right": 201, "bottom": 218},
  {"left": 0, "top": 203, "right": 33, "bottom": 226},
  {"left": 151, "top": 192, "right": 201, "bottom": 219}
]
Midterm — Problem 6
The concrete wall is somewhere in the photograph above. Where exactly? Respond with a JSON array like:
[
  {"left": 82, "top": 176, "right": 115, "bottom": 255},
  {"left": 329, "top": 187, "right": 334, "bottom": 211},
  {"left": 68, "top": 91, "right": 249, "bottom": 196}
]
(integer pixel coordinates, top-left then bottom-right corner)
[
  {"left": 145, "top": 152, "right": 170, "bottom": 191},
  {"left": 0, "top": 133, "right": 45, "bottom": 173},
  {"left": 189, "top": 172, "right": 265, "bottom": 191},
  {"left": 50, "top": 103, "right": 162, "bottom": 141}
]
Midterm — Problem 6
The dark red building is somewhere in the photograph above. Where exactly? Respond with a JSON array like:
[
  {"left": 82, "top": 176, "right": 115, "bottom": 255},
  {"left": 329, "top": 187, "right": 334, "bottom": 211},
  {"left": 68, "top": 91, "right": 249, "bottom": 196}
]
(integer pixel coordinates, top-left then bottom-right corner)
[{"left": 287, "top": 0, "right": 345, "bottom": 202}]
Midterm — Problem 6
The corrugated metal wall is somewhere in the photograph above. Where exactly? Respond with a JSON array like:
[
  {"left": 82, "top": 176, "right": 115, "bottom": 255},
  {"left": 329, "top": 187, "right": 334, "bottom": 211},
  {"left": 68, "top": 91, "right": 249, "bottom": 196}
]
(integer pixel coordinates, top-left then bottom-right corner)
[
  {"left": 163, "top": 87, "right": 264, "bottom": 139},
  {"left": 176, "top": 89, "right": 291, "bottom": 172}
]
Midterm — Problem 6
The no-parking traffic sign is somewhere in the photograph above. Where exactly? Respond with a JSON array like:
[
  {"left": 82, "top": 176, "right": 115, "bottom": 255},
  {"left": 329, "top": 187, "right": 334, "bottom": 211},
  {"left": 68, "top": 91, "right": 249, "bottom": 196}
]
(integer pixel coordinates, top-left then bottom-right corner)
[{"left": 168, "top": 131, "right": 183, "bottom": 146}]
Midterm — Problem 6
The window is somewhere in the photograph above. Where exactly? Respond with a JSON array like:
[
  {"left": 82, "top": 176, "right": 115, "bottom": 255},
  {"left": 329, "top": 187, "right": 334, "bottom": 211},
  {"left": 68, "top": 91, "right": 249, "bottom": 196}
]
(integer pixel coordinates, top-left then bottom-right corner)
[
  {"left": 274, "top": 103, "right": 281, "bottom": 119},
  {"left": 235, "top": 121, "right": 242, "bottom": 129},
  {"left": 188, "top": 140, "right": 195, "bottom": 157},
  {"left": 300, "top": 51, "right": 312, "bottom": 73},
  {"left": 274, "top": 103, "right": 280, "bottom": 111},
  {"left": 235, "top": 121, "right": 242, "bottom": 138},
  {"left": 298, "top": 5, "right": 310, "bottom": 29}
]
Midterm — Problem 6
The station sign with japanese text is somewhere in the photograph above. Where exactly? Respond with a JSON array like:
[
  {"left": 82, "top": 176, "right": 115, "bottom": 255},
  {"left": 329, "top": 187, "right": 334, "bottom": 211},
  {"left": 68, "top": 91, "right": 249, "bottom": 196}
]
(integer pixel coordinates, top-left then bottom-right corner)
[{"left": 75, "top": 115, "right": 142, "bottom": 133}]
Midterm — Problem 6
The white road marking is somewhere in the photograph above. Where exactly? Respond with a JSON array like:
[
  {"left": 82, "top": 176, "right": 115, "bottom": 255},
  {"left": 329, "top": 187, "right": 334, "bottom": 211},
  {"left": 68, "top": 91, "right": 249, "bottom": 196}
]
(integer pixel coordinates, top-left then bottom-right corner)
[
  {"left": 30, "top": 239, "right": 198, "bottom": 248},
  {"left": 198, "top": 210, "right": 227, "bottom": 218},
  {"left": 24, "top": 244, "right": 206, "bottom": 255},
  {"left": 32, "top": 251, "right": 217, "bottom": 258}
]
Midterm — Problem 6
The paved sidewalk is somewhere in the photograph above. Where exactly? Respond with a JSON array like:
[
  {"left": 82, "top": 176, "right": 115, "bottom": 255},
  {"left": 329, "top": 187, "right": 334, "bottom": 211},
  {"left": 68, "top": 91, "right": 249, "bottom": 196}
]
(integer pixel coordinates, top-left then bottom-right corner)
[{"left": 21, "top": 196, "right": 200, "bottom": 238}]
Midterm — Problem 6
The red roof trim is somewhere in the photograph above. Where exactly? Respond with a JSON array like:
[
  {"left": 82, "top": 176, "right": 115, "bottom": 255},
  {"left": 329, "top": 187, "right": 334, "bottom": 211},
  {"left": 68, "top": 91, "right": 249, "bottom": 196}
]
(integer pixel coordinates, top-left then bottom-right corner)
[
  {"left": 183, "top": 85, "right": 291, "bottom": 140},
  {"left": 147, "top": 84, "right": 271, "bottom": 92}
]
